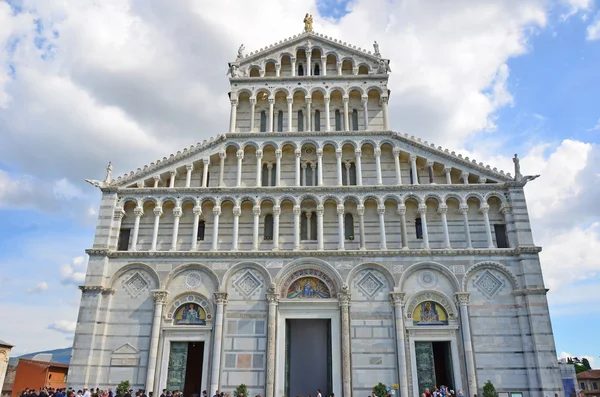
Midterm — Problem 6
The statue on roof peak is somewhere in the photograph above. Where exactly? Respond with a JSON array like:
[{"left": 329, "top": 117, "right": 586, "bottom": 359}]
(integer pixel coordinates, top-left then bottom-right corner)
[
  {"left": 236, "top": 44, "right": 245, "bottom": 60},
  {"left": 303, "top": 13, "right": 313, "bottom": 32},
  {"left": 373, "top": 41, "right": 381, "bottom": 57}
]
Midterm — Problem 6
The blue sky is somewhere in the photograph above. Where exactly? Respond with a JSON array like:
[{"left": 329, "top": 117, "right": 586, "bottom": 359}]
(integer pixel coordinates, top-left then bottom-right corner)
[{"left": 0, "top": 0, "right": 599, "bottom": 368}]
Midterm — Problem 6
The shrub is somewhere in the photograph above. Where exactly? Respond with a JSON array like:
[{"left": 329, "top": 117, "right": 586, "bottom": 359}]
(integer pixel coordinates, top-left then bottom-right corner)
[
  {"left": 117, "top": 381, "right": 130, "bottom": 396},
  {"left": 482, "top": 380, "right": 498, "bottom": 397},
  {"left": 373, "top": 382, "right": 387, "bottom": 397},
  {"left": 234, "top": 384, "right": 248, "bottom": 397}
]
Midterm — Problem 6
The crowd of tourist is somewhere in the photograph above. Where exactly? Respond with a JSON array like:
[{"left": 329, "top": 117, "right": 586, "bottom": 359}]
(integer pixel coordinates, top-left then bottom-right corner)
[{"left": 418, "top": 386, "right": 463, "bottom": 397}]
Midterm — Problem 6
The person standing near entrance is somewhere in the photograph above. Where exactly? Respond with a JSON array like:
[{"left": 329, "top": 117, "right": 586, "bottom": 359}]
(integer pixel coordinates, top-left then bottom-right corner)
[{"left": 316, "top": 389, "right": 321, "bottom": 397}]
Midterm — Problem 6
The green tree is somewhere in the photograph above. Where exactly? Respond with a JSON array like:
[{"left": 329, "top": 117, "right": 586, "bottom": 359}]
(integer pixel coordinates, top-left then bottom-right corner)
[
  {"left": 582, "top": 358, "right": 592, "bottom": 370},
  {"left": 234, "top": 384, "right": 248, "bottom": 397},
  {"left": 117, "top": 381, "right": 130, "bottom": 396},
  {"left": 482, "top": 380, "right": 498, "bottom": 397},
  {"left": 373, "top": 382, "right": 387, "bottom": 397}
]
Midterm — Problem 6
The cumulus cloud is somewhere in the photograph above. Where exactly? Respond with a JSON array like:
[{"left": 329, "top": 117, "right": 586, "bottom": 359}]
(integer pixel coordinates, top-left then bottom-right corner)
[
  {"left": 586, "top": 13, "right": 600, "bottom": 40},
  {"left": 60, "top": 256, "right": 87, "bottom": 285},
  {"left": 47, "top": 320, "right": 77, "bottom": 334},
  {"left": 27, "top": 281, "right": 48, "bottom": 293}
]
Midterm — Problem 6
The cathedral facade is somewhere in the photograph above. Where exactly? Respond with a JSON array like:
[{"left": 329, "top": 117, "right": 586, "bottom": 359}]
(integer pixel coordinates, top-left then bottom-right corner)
[{"left": 69, "top": 27, "right": 563, "bottom": 397}]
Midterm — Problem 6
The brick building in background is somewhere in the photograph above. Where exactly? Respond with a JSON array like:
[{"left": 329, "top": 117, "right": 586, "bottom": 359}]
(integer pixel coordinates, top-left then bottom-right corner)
[{"left": 11, "top": 359, "right": 68, "bottom": 397}]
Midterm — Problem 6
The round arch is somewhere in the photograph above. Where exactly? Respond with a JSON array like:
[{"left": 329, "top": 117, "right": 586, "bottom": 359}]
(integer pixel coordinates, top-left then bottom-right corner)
[
  {"left": 165, "top": 291, "right": 214, "bottom": 324},
  {"left": 346, "top": 262, "right": 395, "bottom": 290},
  {"left": 109, "top": 262, "right": 160, "bottom": 290},
  {"left": 275, "top": 258, "right": 343, "bottom": 296},
  {"left": 462, "top": 261, "right": 519, "bottom": 291},
  {"left": 162, "top": 263, "right": 220, "bottom": 290},
  {"left": 405, "top": 289, "right": 457, "bottom": 321},
  {"left": 399, "top": 261, "right": 461, "bottom": 292},
  {"left": 221, "top": 262, "right": 273, "bottom": 292}
]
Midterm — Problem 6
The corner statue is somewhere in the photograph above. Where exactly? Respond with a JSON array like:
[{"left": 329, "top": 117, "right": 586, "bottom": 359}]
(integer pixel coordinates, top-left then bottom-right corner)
[
  {"left": 303, "top": 13, "right": 313, "bottom": 32},
  {"left": 513, "top": 153, "right": 540, "bottom": 184},
  {"left": 373, "top": 41, "right": 381, "bottom": 57},
  {"left": 85, "top": 161, "right": 114, "bottom": 189},
  {"left": 236, "top": 44, "right": 245, "bottom": 60}
]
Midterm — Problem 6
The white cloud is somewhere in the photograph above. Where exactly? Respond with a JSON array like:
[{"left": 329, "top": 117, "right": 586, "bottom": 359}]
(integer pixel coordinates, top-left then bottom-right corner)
[
  {"left": 586, "top": 118, "right": 600, "bottom": 131},
  {"left": 27, "top": 281, "right": 48, "bottom": 293},
  {"left": 60, "top": 256, "right": 87, "bottom": 285},
  {"left": 47, "top": 320, "right": 77, "bottom": 334},
  {"left": 588, "top": 13, "right": 600, "bottom": 40}
]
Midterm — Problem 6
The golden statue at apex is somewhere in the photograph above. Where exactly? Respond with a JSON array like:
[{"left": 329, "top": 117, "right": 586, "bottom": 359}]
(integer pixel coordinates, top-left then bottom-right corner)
[{"left": 303, "top": 13, "right": 313, "bottom": 32}]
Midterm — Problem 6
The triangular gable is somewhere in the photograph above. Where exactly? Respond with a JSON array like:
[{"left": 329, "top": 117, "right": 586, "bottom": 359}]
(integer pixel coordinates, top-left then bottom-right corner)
[
  {"left": 238, "top": 31, "right": 381, "bottom": 65},
  {"left": 112, "top": 343, "right": 139, "bottom": 355}
]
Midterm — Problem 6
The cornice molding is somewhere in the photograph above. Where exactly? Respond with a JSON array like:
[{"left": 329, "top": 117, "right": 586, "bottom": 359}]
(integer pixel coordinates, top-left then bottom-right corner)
[{"left": 85, "top": 246, "right": 541, "bottom": 259}]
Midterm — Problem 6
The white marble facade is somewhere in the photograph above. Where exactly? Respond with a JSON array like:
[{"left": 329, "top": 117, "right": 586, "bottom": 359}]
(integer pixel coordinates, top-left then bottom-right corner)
[{"left": 70, "top": 30, "right": 564, "bottom": 397}]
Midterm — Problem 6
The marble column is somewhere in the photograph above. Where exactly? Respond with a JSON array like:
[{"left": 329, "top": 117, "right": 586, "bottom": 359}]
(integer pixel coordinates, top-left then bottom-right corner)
[
  {"left": 191, "top": 206, "right": 202, "bottom": 251},
  {"left": 210, "top": 293, "right": 228, "bottom": 396},
  {"left": 291, "top": 57, "right": 296, "bottom": 77},
  {"left": 301, "top": 163, "right": 308, "bottom": 186},
  {"left": 275, "top": 149, "right": 282, "bottom": 186},
  {"left": 338, "top": 290, "right": 352, "bottom": 397},
  {"left": 295, "top": 149, "right": 302, "bottom": 186},
  {"left": 410, "top": 154, "right": 419, "bottom": 185},
  {"left": 306, "top": 212, "right": 313, "bottom": 244},
  {"left": 249, "top": 98, "right": 256, "bottom": 132},
  {"left": 202, "top": 159, "right": 210, "bottom": 188},
  {"left": 268, "top": 98, "right": 274, "bottom": 133},
  {"left": 236, "top": 150, "right": 244, "bottom": 187},
  {"left": 153, "top": 175, "right": 160, "bottom": 188},
  {"left": 362, "top": 96, "right": 369, "bottom": 130},
  {"left": 211, "top": 206, "right": 221, "bottom": 251},
  {"left": 293, "top": 205, "right": 301, "bottom": 251},
  {"left": 232, "top": 206, "right": 241, "bottom": 251},
  {"left": 438, "top": 204, "right": 451, "bottom": 249},
  {"left": 256, "top": 150, "right": 263, "bottom": 187},
  {"left": 337, "top": 204, "right": 345, "bottom": 250},
  {"left": 265, "top": 288, "right": 279, "bottom": 397},
  {"left": 345, "top": 162, "right": 351, "bottom": 186},
  {"left": 444, "top": 166, "right": 452, "bottom": 184},
  {"left": 146, "top": 290, "right": 169, "bottom": 393},
  {"left": 336, "top": 149, "right": 343, "bottom": 186},
  {"left": 480, "top": 204, "right": 495, "bottom": 248},
  {"left": 461, "top": 171, "right": 470, "bottom": 185},
  {"left": 317, "top": 205, "right": 324, "bottom": 251},
  {"left": 343, "top": 96, "right": 350, "bottom": 131},
  {"left": 307, "top": 54, "right": 312, "bottom": 76},
  {"left": 336, "top": 61, "right": 342, "bottom": 75},
  {"left": 252, "top": 205, "right": 260, "bottom": 250},
  {"left": 390, "top": 292, "right": 408, "bottom": 397},
  {"left": 150, "top": 206, "right": 163, "bottom": 251},
  {"left": 321, "top": 56, "right": 327, "bottom": 76},
  {"left": 185, "top": 164, "right": 193, "bottom": 187},
  {"left": 397, "top": 204, "right": 408, "bottom": 249},
  {"left": 427, "top": 160, "right": 435, "bottom": 184},
  {"left": 317, "top": 149, "right": 323, "bottom": 186},
  {"left": 267, "top": 164, "right": 273, "bottom": 187},
  {"left": 357, "top": 205, "right": 366, "bottom": 250},
  {"left": 456, "top": 292, "right": 477, "bottom": 396},
  {"left": 275, "top": 63, "right": 281, "bottom": 77},
  {"left": 287, "top": 98, "right": 293, "bottom": 132},
  {"left": 272, "top": 205, "right": 281, "bottom": 251},
  {"left": 229, "top": 99, "right": 238, "bottom": 133},
  {"left": 306, "top": 98, "right": 312, "bottom": 131},
  {"left": 381, "top": 96, "right": 389, "bottom": 130},
  {"left": 219, "top": 151, "right": 226, "bottom": 187},
  {"left": 375, "top": 148, "right": 383, "bottom": 185},
  {"left": 325, "top": 96, "right": 331, "bottom": 132},
  {"left": 131, "top": 206, "right": 144, "bottom": 251},
  {"left": 355, "top": 149, "right": 363, "bottom": 186},
  {"left": 460, "top": 204, "right": 473, "bottom": 249},
  {"left": 378, "top": 204, "right": 387, "bottom": 250},
  {"left": 170, "top": 206, "right": 182, "bottom": 251},
  {"left": 500, "top": 204, "right": 515, "bottom": 248},
  {"left": 393, "top": 148, "right": 402, "bottom": 185},
  {"left": 418, "top": 204, "right": 430, "bottom": 249},
  {"left": 169, "top": 171, "right": 176, "bottom": 188}
]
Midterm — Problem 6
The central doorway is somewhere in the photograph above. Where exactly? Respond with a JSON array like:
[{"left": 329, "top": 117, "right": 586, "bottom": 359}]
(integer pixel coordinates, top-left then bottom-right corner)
[
  {"left": 166, "top": 341, "right": 205, "bottom": 396},
  {"left": 415, "top": 341, "right": 454, "bottom": 394},
  {"left": 285, "top": 319, "right": 332, "bottom": 397}
]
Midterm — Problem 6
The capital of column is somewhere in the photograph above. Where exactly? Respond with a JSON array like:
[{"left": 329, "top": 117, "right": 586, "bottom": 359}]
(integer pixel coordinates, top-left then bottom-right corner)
[
  {"left": 344, "top": 161, "right": 351, "bottom": 170},
  {"left": 316, "top": 205, "right": 324, "bottom": 216},
  {"left": 268, "top": 98, "right": 275, "bottom": 105},
  {"left": 186, "top": 164, "right": 194, "bottom": 171},
  {"left": 380, "top": 96, "right": 389, "bottom": 104},
  {"left": 290, "top": 56, "right": 296, "bottom": 62},
  {"left": 461, "top": 171, "right": 470, "bottom": 181},
  {"left": 437, "top": 204, "right": 448, "bottom": 215},
  {"left": 316, "top": 148, "right": 323, "bottom": 157},
  {"left": 152, "top": 290, "right": 169, "bottom": 305},
  {"left": 479, "top": 204, "right": 490, "bottom": 214},
  {"left": 275, "top": 149, "right": 282, "bottom": 158},
  {"left": 305, "top": 97, "right": 312, "bottom": 105},
  {"left": 459, "top": 204, "right": 469, "bottom": 215},
  {"left": 443, "top": 166, "right": 452, "bottom": 174},
  {"left": 266, "top": 292, "right": 279, "bottom": 305},
  {"left": 256, "top": 150, "right": 263, "bottom": 159},
  {"left": 213, "top": 206, "right": 222, "bottom": 216},
  {"left": 230, "top": 99, "right": 238, "bottom": 107},
  {"left": 500, "top": 203, "right": 512, "bottom": 215},
  {"left": 324, "top": 96, "right": 330, "bottom": 104},
  {"left": 295, "top": 148, "right": 302, "bottom": 158},
  {"left": 214, "top": 292, "right": 228, "bottom": 304},
  {"left": 249, "top": 98, "right": 257, "bottom": 105},
  {"left": 219, "top": 151, "right": 226, "bottom": 159},
  {"left": 479, "top": 177, "right": 487, "bottom": 184},
  {"left": 337, "top": 205, "right": 345, "bottom": 216},
  {"left": 266, "top": 163, "right": 273, "bottom": 170},
  {"left": 417, "top": 204, "right": 428, "bottom": 214},
  {"left": 293, "top": 205, "right": 301, "bottom": 216},
  {"left": 153, "top": 207, "right": 163, "bottom": 217},
  {"left": 113, "top": 208, "right": 126, "bottom": 220},
  {"left": 305, "top": 211, "right": 312, "bottom": 219},
  {"left": 336, "top": 61, "right": 343, "bottom": 67},
  {"left": 377, "top": 205, "right": 386, "bottom": 215},
  {"left": 409, "top": 154, "right": 417, "bottom": 162},
  {"left": 134, "top": 207, "right": 144, "bottom": 217},
  {"left": 203, "top": 158, "right": 210, "bottom": 166},
  {"left": 355, "top": 149, "right": 362, "bottom": 158},
  {"left": 357, "top": 205, "right": 365, "bottom": 216},
  {"left": 236, "top": 149, "right": 244, "bottom": 159},
  {"left": 455, "top": 292, "right": 471, "bottom": 306},
  {"left": 397, "top": 204, "right": 406, "bottom": 216},
  {"left": 336, "top": 149, "right": 343, "bottom": 159},
  {"left": 426, "top": 159, "right": 434, "bottom": 167},
  {"left": 193, "top": 206, "right": 202, "bottom": 216},
  {"left": 342, "top": 96, "right": 349, "bottom": 103},
  {"left": 233, "top": 206, "right": 241, "bottom": 217},
  {"left": 153, "top": 175, "right": 161, "bottom": 183},
  {"left": 361, "top": 95, "right": 368, "bottom": 105},
  {"left": 273, "top": 205, "right": 281, "bottom": 216},
  {"left": 374, "top": 148, "right": 382, "bottom": 157},
  {"left": 389, "top": 292, "right": 406, "bottom": 306},
  {"left": 393, "top": 147, "right": 401, "bottom": 156},
  {"left": 338, "top": 292, "right": 351, "bottom": 306},
  {"left": 253, "top": 205, "right": 261, "bottom": 216},
  {"left": 173, "top": 206, "right": 183, "bottom": 218},
  {"left": 301, "top": 162, "right": 308, "bottom": 170},
  {"left": 286, "top": 97, "right": 293, "bottom": 105}
]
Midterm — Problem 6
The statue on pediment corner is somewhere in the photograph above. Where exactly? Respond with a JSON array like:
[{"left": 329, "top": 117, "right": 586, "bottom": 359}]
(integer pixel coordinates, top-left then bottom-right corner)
[
  {"left": 377, "top": 58, "right": 391, "bottom": 74},
  {"left": 227, "top": 62, "right": 240, "bottom": 78},
  {"left": 236, "top": 44, "right": 245, "bottom": 60},
  {"left": 303, "top": 13, "right": 313, "bottom": 32},
  {"left": 86, "top": 161, "right": 115, "bottom": 189},
  {"left": 373, "top": 41, "right": 381, "bottom": 57}
]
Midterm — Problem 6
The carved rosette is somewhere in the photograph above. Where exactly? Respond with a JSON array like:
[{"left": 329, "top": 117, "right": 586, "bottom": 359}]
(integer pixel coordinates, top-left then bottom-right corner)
[
  {"left": 152, "top": 290, "right": 169, "bottom": 305},
  {"left": 214, "top": 292, "right": 228, "bottom": 304}
]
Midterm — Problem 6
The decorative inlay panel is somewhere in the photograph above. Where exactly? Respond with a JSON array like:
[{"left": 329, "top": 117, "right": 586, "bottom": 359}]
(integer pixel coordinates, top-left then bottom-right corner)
[
  {"left": 392, "top": 264, "right": 404, "bottom": 274},
  {"left": 233, "top": 270, "right": 263, "bottom": 298},
  {"left": 417, "top": 271, "right": 437, "bottom": 288},
  {"left": 184, "top": 271, "right": 203, "bottom": 290},
  {"left": 474, "top": 270, "right": 504, "bottom": 298},
  {"left": 356, "top": 271, "right": 384, "bottom": 298},
  {"left": 123, "top": 272, "right": 150, "bottom": 298}
]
